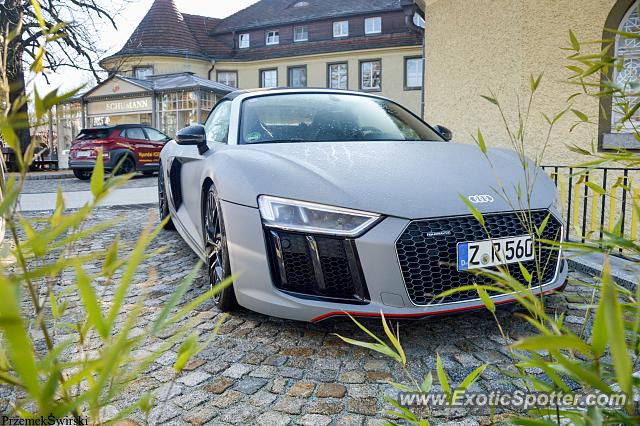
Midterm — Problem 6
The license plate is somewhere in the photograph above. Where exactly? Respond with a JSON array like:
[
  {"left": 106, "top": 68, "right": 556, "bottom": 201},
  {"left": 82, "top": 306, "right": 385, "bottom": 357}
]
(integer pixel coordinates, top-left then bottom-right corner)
[
  {"left": 457, "top": 235, "right": 533, "bottom": 271},
  {"left": 76, "top": 151, "right": 91, "bottom": 158}
]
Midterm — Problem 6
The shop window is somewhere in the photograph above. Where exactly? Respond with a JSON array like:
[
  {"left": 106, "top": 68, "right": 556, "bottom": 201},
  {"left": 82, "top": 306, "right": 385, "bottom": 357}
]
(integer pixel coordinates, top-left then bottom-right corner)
[
  {"left": 365, "top": 17, "right": 382, "bottom": 34},
  {"left": 261, "top": 69, "right": 278, "bottom": 88},
  {"left": 134, "top": 66, "right": 153, "bottom": 79},
  {"left": 360, "top": 60, "right": 381, "bottom": 91},
  {"left": 405, "top": 57, "right": 423, "bottom": 90},
  {"left": 328, "top": 63, "right": 348, "bottom": 89},
  {"left": 288, "top": 66, "right": 307, "bottom": 88},
  {"left": 158, "top": 91, "right": 199, "bottom": 137},
  {"left": 217, "top": 71, "right": 238, "bottom": 88},
  {"left": 294, "top": 26, "right": 308, "bottom": 42},
  {"left": 266, "top": 30, "right": 280, "bottom": 45},
  {"left": 239, "top": 33, "right": 250, "bottom": 49},
  {"left": 333, "top": 21, "right": 349, "bottom": 38}
]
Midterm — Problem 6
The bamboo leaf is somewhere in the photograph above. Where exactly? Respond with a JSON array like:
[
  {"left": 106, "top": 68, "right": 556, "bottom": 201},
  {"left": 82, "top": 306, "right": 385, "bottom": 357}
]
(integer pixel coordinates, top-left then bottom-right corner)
[
  {"left": 458, "top": 364, "right": 488, "bottom": 391},
  {"left": 572, "top": 109, "right": 589, "bottom": 122},
  {"left": 458, "top": 193, "right": 485, "bottom": 227},
  {"left": 475, "top": 284, "right": 495, "bottom": 313},
  {"left": 569, "top": 30, "right": 580, "bottom": 51},
  {"left": 436, "top": 353, "right": 451, "bottom": 399},
  {"left": 476, "top": 129, "right": 487, "bottom": 154},
  {"left": 90, "top": 149, "right": 104, "bottom": 197},
  {"left": 381, "top": 311, "right": 406, "bottom": 365},
  {"left": 420, "top": 372, "right": 433, "bottom": 393},
  {"left": 75, "top": 266, "right": 108, "bottom": 338}
]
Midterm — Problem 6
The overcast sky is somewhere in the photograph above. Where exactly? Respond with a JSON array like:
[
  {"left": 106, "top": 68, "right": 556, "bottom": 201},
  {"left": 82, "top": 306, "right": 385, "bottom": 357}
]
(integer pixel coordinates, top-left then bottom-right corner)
[{"left": 34, "top": 0, "right": 260, "bottom": 93}]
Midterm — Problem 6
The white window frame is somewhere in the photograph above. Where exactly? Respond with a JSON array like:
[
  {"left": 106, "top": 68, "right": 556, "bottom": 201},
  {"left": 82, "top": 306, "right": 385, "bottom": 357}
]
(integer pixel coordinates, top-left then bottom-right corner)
[
  {"left": 239, "top": 33, "right": 250, "bottom": 49},
  {"left": 405, "top": 57, "right": 423, "bottom": 89},
  {"left": 134, "top": 66, "right": 153, "bottom": 79},
  {"left": 333, "top": 21, "right": 349, "bottom": 38},
  {"left": 266, "top": 30, "right": 280, "bottom": 45},
  {"left": 328, "top": 63, "right": 348, "bottom": 90},
  {"left": 360, "top": 60, "right": 381, "bottom": 91},
  {"left": 217, "top": 71, "right": 238, "bottom": 88},
  {"left": 293, "top": 26, "right": 308, "bottom": 42},
  {"left": 261, "top": 69, "right": 278, "bottom": 88},
  {"left": 365, "top": 17, "right": 382, "bottom": 35}
]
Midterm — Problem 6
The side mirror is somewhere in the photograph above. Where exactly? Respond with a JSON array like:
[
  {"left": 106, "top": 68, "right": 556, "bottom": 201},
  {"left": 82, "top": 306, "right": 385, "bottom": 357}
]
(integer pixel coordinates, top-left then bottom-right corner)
[
  {"left": 176, "top": 124, "right": 208, "bottom": 154},
  {"left": 435, "top": 125, "right": 452, "bottom": 142}
]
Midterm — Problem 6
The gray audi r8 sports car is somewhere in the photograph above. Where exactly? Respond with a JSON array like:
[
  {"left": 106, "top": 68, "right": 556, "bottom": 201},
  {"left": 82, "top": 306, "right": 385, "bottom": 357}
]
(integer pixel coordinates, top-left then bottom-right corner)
[{"left": 158, "top": 88, "right": 567, "bottom": 322}]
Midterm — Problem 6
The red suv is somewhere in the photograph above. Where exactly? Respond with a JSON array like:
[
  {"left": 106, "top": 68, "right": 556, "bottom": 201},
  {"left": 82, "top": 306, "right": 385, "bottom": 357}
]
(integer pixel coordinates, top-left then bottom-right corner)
[{"left": 69, "top": 125, "right": 170, "bottom": 180}]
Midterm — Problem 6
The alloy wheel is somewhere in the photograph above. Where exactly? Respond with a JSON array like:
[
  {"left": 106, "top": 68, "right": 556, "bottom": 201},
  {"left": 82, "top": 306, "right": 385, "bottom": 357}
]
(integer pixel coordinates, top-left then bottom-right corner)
[{"left": 205, "top": 189, "right": 224, "bottom": 303}]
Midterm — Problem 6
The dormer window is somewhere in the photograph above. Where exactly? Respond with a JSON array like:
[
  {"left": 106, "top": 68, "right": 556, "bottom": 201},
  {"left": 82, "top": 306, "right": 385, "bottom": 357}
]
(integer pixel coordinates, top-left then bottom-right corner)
[
  {"left": 266, "top": 30, "right": 280, "bottom": 45},
  {"left": 333, "top": 21, "right": 349, "bottom": 38},
  {"left": 239, "top": 33, "right": 250, "bottom": 49},
  {"left": 365, "top": 17, "right": 382, "bottom": 34},
  {"left": 134, "top": 66, "right": 153, "bottom": 79},
  {"left": 294, "top": 26, "right": 308, "bottom": 42}
]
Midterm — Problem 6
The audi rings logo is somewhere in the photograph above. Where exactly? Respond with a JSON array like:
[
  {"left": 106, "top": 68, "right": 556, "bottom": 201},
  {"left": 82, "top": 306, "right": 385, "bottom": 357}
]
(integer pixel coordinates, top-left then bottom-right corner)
[{"left": 468, "top": 194, "right": 494, "bottom": 204}]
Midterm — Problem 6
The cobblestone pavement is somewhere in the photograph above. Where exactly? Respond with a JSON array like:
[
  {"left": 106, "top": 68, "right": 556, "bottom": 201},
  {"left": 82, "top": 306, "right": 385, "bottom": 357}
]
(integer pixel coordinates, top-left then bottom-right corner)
[
  {"left": 20, "top": 174, "right": 157, "bottom": 194},
  {"left": 0, "top": 206, "right": 597, "bottom": 425}
]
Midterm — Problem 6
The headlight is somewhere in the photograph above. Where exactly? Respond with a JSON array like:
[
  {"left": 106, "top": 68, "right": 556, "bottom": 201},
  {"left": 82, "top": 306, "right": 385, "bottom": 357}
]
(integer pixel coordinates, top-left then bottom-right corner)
[{"left": 258, "top": 195, "right": 380, "bottom": 237}]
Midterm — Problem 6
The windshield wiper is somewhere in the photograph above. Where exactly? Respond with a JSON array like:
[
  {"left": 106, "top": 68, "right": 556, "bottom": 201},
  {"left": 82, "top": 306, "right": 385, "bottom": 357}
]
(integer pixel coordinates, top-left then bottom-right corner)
[{"left": 246, "top": 139, "right": 308, "bottom": 144}]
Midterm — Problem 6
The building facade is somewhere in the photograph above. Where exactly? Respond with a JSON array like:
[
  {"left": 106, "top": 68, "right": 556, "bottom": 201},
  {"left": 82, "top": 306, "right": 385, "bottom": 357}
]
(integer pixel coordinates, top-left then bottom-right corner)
[
  {"left": 99, "top": 0, "right": 425, "bottom": 114},
  {"left": 420, "top": 0, "right": 639, "bottom": 164}
]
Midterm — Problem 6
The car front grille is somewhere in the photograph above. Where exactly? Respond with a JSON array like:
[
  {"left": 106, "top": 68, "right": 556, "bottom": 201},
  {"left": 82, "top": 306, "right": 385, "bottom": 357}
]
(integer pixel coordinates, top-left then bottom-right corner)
[
  {"left": 265, "top": 230, "right": 369, "bottom": 304},
  {"left": 395, "top": 210, "right": 562, "bottom": 306}
]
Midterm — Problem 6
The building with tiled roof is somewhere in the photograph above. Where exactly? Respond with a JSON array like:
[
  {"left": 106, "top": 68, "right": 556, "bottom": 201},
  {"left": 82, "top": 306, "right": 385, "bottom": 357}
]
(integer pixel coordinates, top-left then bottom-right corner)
[{"left": 99, "top": 0, "right": 425, "bottom": 120}]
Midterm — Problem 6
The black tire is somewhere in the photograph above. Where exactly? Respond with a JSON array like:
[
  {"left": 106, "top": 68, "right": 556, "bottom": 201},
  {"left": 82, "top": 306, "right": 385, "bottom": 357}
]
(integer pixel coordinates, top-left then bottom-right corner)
[
  {"left": 143, "top": 170, "right": 155, "bottom": 176},
  {"left": 115, "top": 155, "right": 136, "bottom": 176},
  {"left": 73, "top": 169, "right": 91, "bottom": 180},
  {"left": 158, "top": 164, "right": 175, "bottom": 230},
  {"left": 204, "top": 184, "right": 237, "bottom": 311}
]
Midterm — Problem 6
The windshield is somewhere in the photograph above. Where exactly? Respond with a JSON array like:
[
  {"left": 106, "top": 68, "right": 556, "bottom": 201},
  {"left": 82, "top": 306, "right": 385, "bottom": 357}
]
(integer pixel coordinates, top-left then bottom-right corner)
[
  {"left": 240, "top": 93, "right": 443, "bottom": 144},
  {"left": 75, "top": 129, "right": 112, "bottom": 140}
]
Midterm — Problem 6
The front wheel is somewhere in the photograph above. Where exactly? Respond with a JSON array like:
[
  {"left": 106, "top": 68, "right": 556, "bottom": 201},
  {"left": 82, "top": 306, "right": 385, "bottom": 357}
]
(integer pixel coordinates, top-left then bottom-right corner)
[
  {"left": 115, "top": 155, "right": 136, "bottom": 176},
  {"left": 204, "top": 185, "right": 237, "bottom": 311},
  {"left": 73, "top": 169, "right": 91, "bottom": 180}
]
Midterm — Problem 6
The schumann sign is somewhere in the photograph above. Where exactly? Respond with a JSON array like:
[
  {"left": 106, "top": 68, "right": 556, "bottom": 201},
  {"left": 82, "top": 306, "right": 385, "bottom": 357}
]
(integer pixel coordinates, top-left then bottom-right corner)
[{"left": 87, "top": 97, "right": 152, "bottom": 116}]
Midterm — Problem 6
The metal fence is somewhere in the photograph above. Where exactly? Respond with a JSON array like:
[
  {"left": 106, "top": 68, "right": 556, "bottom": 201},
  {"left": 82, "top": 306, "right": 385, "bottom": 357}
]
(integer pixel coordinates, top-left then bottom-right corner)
[{"left": 541, "top": 165, "right": 640, "bottom": 254}]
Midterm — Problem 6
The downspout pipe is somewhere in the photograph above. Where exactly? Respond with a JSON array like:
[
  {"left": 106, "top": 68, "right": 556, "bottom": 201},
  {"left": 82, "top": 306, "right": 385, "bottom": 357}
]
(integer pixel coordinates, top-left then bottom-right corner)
[{"left": 207, "top": 59, "right": 217, "bottom": 80}]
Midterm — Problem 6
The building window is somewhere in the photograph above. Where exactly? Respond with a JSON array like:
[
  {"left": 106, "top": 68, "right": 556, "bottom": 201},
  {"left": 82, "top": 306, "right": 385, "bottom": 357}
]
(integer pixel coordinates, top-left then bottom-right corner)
[
  {"left": 239, "top": 33, "right": 250, "bottom": 48},
  {"left": 328, "top": 63, "right": 348, "bottom": 89},
  {"left": 266, "top": 30, "right": 280, "bottom": 45},
  {"left": 217, "top": 71, "right": 238, "bottom": 88},
  {"left": 365, "top": 17, "right": 382, "bottom": 34},
  {"left": 613, "top": 2, "right": 640, "bottom": 132},
  {"left": 333, "top": 21, "right": 349, "bottom": 38},
  {"left": 413, "top": 13, "right": 425, "bottom": 29},
  {"left": 360, "top": 60, "right": 381, "bottom": 91},
  {"left": 134, "top": 66, "right": 153, "bottom": 79},
  {"left": 288, "top": 66, "right": 307, "bottom": 88},
  {"left": 404, "top": 57, "right": 423, "bottom": 90},
  {"left": 261, "top": 69, "right": 278, "bottom": 88},
  {"left": 294, "top": 26, "right": 308, "bottom": 42}
]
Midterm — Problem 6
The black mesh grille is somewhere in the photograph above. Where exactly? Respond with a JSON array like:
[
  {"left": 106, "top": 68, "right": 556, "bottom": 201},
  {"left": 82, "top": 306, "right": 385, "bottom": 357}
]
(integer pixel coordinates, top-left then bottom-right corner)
[
  {"left": 169, "top": 159, "right": 183, "bottom": 208},
  {"left": 267, "top": 230, "right": 369, "bottom": 303},
  {"left": 395, "top": 210, "right": 562, "bottom": 306}
]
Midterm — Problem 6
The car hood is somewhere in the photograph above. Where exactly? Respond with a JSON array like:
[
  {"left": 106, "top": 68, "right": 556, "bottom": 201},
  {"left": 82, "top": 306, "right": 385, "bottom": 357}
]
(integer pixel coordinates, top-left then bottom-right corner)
[{"left": 215, "top": 141, "right": 557, "bottom": 219}]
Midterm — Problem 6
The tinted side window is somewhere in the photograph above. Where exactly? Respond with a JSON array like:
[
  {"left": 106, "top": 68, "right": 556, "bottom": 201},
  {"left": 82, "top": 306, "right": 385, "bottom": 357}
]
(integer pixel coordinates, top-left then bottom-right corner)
[
  {"left": 204, "top": 101, "right": 232, "bottom": 143},
  {"left": 125, "top": 128, "right": 146, "bottom": 140},
  {"left": 145, "top": 128, "right": 170, "bottom": 142}
]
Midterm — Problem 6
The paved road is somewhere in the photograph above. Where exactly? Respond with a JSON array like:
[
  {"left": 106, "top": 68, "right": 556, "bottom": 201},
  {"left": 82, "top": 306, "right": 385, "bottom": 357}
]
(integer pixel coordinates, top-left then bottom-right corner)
[
  {"left": 0, "top": 206, "right": 597, "bottom": 425},
  {"left": 17, "top": 175, "right": 158, "bottom": 211}
]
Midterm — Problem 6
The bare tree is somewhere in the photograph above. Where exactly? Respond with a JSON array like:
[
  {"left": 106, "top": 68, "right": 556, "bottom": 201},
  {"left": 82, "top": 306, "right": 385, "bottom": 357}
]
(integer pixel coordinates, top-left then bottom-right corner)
[{"left": 0, "top": 0, "right": 122, "bottom": 151}]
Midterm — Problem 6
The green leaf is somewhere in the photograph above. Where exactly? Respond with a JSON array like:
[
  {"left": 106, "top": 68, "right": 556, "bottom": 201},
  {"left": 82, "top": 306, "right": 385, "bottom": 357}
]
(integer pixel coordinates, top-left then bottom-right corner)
[
  {"left": 476, "top": 129, "right": 487, "bottom": 154},
  {"left": 601, "top": 258, "right": 633, "bottom": 397},
  {"left": 436, "top": 353, "right": 451, "bottom": 399},
  {"left": 569, "top": 30, "right": 580, "bottom": 51},
  {"left": 75, "top": 266, "right": 108, "bottom": 338},
  {"left": 458, "top": 364, "right": 488, "bottom": 391},
  {"left": 420, "top": 372, "right": 433, "bottom": 393},
  {"left": 334, "top": 335, "right": 402, "bottom": 363},
  {"left": 475, "top": 284, "right": 495, "bottom": 313},
  {"left": 174, "top": 333, "right": 198, "bottom": 373},
  {"left": 511, "top": 334, "right": 592, "bottom": 355},
  {"left": 381, "top": 311, "right": 406, "bottom": 366},
  {"left": 90, "top": 149, "right": 104, "bottom": 197},
  {"left": 585, "top": 182, "right": 606, "bottom": 195},
  {"left": 518, "top": 263, "right": 532, "bottom": 285},
  {"left": 480, "top": 95, "right": 498, "bottom": 105},
  {"left": 572, "top": 109, "right": 589, "bottom": 122},
  {"left": 458, "top": 193, "right": 485, "bottom": 227},
  {"left": 530, "top": 74, "right": 543, "bottom": 93}
]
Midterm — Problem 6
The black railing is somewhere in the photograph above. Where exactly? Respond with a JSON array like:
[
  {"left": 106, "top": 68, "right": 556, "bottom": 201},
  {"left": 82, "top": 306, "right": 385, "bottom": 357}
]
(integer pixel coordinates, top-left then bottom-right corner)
[{"left": 541, "top": 165, "right": 639, "bottom": 255}]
